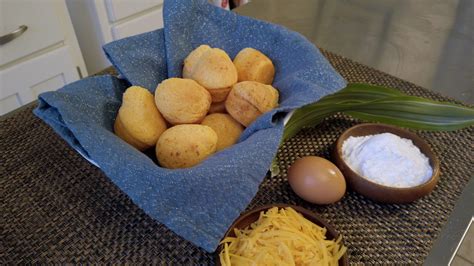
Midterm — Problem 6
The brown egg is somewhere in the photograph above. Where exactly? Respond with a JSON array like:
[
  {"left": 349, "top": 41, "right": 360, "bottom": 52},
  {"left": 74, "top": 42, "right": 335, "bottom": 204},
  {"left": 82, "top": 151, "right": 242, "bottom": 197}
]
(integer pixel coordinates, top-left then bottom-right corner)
[{"left": 287, "top": 156, "right": 346, "bottom": 204}]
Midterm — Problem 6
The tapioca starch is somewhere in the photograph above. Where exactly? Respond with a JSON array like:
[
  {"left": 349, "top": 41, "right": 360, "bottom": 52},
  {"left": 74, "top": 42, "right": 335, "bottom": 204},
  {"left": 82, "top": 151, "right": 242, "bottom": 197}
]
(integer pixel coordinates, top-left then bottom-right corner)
[{"left": 342, "top": 132, "right": 433, "bottom": 188}]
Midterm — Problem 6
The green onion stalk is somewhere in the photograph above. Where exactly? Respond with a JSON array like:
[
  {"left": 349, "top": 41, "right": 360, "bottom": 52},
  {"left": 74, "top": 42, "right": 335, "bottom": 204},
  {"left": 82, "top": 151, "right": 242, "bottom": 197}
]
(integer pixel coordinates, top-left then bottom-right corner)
[{"left": 272, "top": 83, "right": 474, "bottom": 175}]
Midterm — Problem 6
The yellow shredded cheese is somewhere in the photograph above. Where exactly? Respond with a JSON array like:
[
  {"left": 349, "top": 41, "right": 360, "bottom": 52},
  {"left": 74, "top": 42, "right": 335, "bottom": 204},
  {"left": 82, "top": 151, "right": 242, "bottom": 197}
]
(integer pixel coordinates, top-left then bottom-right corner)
[{"left": 219, "top": 207, "right": 347, "bottom": 266}]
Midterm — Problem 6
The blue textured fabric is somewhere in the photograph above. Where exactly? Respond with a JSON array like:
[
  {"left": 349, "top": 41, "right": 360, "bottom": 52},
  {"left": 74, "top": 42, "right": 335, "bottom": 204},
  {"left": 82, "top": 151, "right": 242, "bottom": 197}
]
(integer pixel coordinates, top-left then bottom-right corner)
[{"left": 34, "top": 0, "right": 346, "bottom": 252}]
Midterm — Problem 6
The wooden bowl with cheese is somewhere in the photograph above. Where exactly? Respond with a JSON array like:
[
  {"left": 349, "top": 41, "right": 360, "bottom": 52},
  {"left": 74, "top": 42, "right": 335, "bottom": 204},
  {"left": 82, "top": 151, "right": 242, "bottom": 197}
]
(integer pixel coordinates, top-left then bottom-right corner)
[{"left": 216, "top": 204, "right": 348, "bottom": 265}]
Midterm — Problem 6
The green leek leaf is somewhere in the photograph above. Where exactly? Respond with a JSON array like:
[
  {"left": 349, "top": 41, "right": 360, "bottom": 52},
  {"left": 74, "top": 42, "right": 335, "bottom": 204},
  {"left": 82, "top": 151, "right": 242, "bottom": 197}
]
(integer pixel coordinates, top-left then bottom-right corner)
[{"left": 283, "top": 83, "right": 474, "bottom": 141}]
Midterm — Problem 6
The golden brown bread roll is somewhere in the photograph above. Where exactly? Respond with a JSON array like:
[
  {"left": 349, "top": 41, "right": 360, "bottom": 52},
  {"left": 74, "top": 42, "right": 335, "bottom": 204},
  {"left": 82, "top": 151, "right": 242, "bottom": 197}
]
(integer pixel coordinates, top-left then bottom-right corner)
[
  {"left": 208, "top": 101, "right": 227, "bottom": 114},
  {"left": 154, "top": 78, "right": 211, "bottom": 125},
  {"left": 182, "top": 44, "right": 211, "bottom": 79},
  {"left": 233, "top": 48, "right": 275, "bottom": 85},
  {"left": 201, "top": 113, "right": 244, "bottom": 151},
  {"left": 183, "top": 46, "right": 237, "bottom": 103},
  {"left": 114, "top": 86, "right": 167, "bottom": 151},
  {"left": 156, "top": 124, "right": 218, "bottom": 169},
  {"left": 225, "top": 81, "right": 279, "bottom": 127}
]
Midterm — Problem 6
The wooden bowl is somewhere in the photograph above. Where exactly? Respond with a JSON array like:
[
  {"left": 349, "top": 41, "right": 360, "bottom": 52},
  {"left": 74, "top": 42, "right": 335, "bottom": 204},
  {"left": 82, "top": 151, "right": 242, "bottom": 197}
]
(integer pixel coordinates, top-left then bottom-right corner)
[
  {"left": 216, "top": 204, "right": 348, "bottom": 265},
  {"left": 333, "top": 123, "right": 440, "bottom": 204}
]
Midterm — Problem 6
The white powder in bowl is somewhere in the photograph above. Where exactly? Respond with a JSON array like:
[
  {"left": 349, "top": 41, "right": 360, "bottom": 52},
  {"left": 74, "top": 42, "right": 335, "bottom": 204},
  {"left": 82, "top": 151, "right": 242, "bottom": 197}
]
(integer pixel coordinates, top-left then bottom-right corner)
[{"left": 342, "top": 133, "right": 433, "bottom": 188}]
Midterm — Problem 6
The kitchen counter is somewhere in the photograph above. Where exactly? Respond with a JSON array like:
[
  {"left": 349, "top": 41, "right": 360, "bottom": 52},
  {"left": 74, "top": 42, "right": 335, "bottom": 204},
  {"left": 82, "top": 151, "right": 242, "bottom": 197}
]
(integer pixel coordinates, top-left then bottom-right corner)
[{"left": 2, "top": 48, "right": 472, "bottom": 264}]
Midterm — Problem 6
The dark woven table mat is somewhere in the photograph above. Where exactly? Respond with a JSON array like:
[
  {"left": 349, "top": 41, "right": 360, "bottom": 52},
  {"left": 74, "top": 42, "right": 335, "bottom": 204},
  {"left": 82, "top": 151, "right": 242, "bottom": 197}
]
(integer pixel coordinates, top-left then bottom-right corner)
[{"left": 1, "top": 50, "right": 472, "bottom": 264}]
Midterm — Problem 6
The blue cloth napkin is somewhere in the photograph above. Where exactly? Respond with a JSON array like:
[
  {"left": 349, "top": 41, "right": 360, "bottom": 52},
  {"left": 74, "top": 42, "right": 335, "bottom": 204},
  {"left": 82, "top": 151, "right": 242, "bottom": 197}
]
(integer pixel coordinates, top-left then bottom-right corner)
[{"left": 34, "top": 0, "right": 346, "bottom": 252}]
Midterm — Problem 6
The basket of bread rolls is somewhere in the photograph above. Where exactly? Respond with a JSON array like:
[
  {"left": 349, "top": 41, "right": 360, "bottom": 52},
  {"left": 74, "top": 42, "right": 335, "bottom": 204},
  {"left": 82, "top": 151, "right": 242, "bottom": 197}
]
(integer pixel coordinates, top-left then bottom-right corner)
[
  {"left": 34, "top": 0, "right": 350, "bottom": 253},
  {"left": 114, "top": 45, "right": 279, "bottom": 169}
]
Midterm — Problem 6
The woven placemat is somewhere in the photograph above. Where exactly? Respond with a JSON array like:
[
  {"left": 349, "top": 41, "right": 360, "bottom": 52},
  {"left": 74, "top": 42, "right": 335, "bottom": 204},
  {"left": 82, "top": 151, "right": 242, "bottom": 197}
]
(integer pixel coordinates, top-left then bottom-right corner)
[{"left": 1, "top": 50, "right": 472, "bottom": 264}]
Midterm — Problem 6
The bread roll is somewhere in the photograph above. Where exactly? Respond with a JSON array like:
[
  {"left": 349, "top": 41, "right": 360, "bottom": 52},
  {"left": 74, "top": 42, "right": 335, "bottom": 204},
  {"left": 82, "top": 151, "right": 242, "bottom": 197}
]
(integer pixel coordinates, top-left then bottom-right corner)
[
  {"left": 182, "top": 45, "right": 211, "bottom": 79},
  {"left": 154, "top": 78, "right": 211, "bottom": 125},
  {"left": 233, "top": 48, "right": 275, "bottom": 84},
  {"left": 183, "top": 46, "right": 237, "bottom": 102},
  {"left": 201, "top": 113, "right": 244, "bottom": 151},
  {"left": 225, "top": 81, "right": 279, "bottom": 126},
  {"left": 208, "top": 101, "right": 227, "bottom": 114},
  {"left": 156, "top": 124, "right": 218, "bottom": 169},
  {"left": 114, "top": 86, "right": 167, "bottom": 151}
]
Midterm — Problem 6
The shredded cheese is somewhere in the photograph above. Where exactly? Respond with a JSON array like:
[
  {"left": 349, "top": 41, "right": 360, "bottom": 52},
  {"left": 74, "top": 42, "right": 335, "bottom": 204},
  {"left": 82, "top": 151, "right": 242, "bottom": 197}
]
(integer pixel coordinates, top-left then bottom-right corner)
[{"left": 219, "top": 207, "right": 347, "bottom": 266}]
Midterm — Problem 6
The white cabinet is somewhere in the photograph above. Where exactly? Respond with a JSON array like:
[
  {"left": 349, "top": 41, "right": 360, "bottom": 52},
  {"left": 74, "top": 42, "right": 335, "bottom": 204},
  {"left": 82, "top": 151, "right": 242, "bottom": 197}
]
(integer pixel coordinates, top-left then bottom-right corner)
[
  {"left": 105, "top": 0, "right": 162, "bottom": 22},
  {"left": 66, "top": 0, "right": 164, "bottom": 75},
  {"left": 111, "top": 7, "right": 164, "bottom": 40},
  {"left": 0, "top": 0, "right": 87, "bottom": 115}
]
